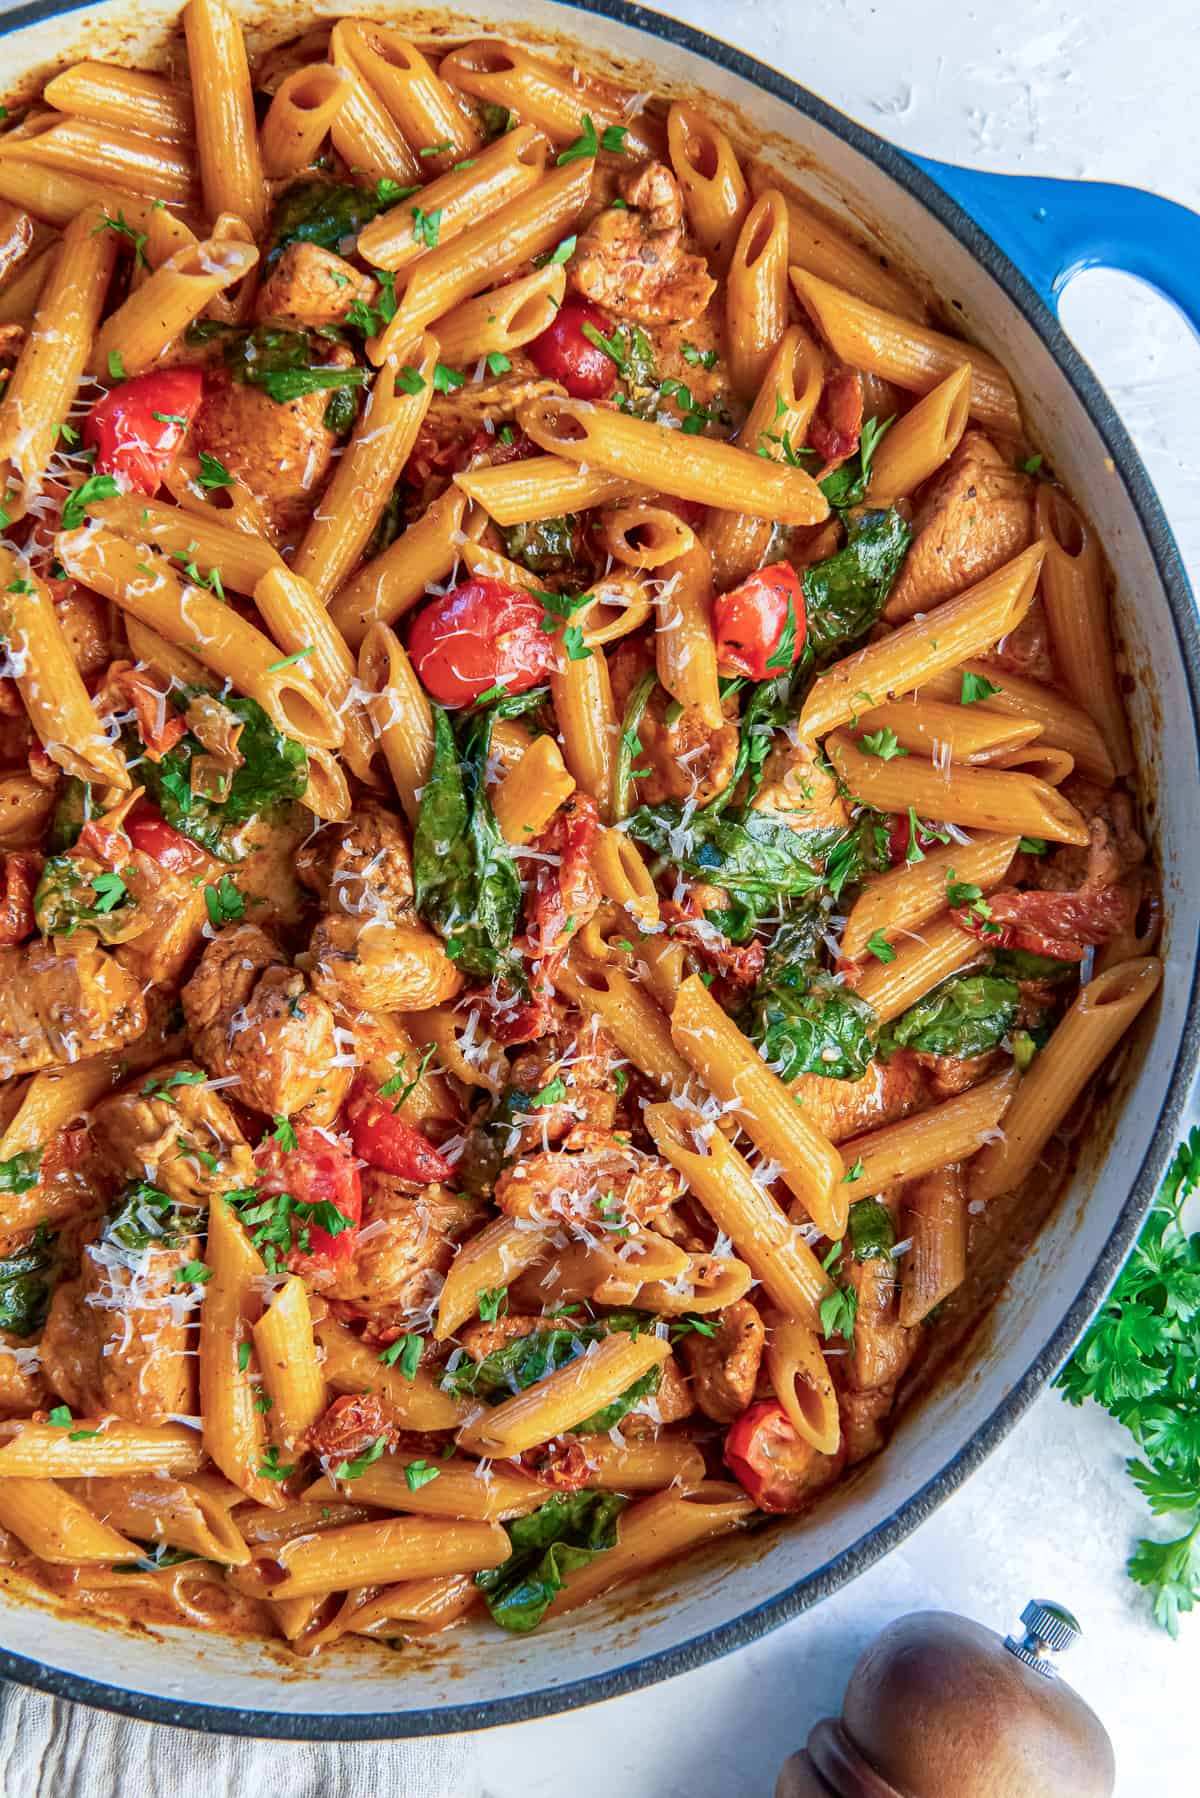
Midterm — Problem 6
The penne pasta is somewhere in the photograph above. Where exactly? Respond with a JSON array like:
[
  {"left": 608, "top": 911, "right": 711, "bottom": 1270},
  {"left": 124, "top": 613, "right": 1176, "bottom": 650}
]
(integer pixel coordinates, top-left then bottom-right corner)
[
  {"left": 971, "top": 959, "right": 1162, "bottom": 1203},
  {"left": 90, "top": 235, "right": 258, "bottom": 376},
  {"left": 667, "top": 101, "right": 750, "bottom": 269},
  {"left": 750, "top": 162, "right": 928, "bottom": 323},
  {"left": 898, "top": 1165, "right": 967, "bottom": 1326},
  {"left": 798, "top": 543, "right": 1045, "bottom": 739},
  {"left": 644, "top": 1103, "right": 834, "bottom": 1324},
  {"left": 791, "top": 268, "right": 1021, "bottom": 434},
  {"left": 492, "top": 735, "right": 576, "bottom": 844},
  {"left": 671, "top": 974, "right": 846, "bottom": 1235},
  {"left": 841, "top": 1069, "right": 1018, "bottom": 1190},
  {"left": 199, "top": 1196, "right": 282, "bottom": 1508},
  {"left": 841, "top": 833, "right": 1019, "bottom": 962},
  {"left": 726, "top": 187, "right": 790, "bottom": 397},
  {"left": 0, "top": 1479, "right": 139, "bottom": 1563},
  {"left": 766, "top": 1318, "right": 840, "bottom": 1455},
  {"left": 305, "top": 1454, "right": 545, "bottom": 1521},
  {"left": 869, "top": 364, "right": 972, "bottom": 502},
  {"left": 328, "top": 21, "right": 420, "bottom": 184},
  {"left": 257, "top": 1515, "right": 509, "bottom": 1601},
  {"left": 359, "top": 622, "right": 434, "bottom": 827},
  {"left": 454, "top": 454, "right": 640, "bottom": 528},
  {"left": 252, "top": 1277, "right": 326, "bottom": 1449},
  {"left": 550, "top": 1484, "right": 754, "bottom": 1614},
  {"left": 260, "top": 64, "right": 353, "bottom": 178},
  {"left": 334, "top": 25, "right": 481, "bottom": 164},
  {"left": 330, "top": 485, "right": 469, "bottom": 648},
  {"left": 183, "top": 0, "right": 266, "bottom": 232},
  {"left": 357, "top": 124, "right": 545, "bottom": 276},
  {"left": 56, "top": 530, "right": 343, "bottom": 751},
  {"left": 827, "top": 729, "right": 1089, "bottom": 846},
  {"left": 1036, "top": 485, "right": 1134, "bottom": 776},
  {"left": 520, "top": 393, "right": 830, "bottom": 525},
  {"left": 42, "top": 63, "right": 194, "bottom": 141},
  {"left": 431, "top": 264, "right": 565, "bottom": 365},
  {"left": 316, "top": 1314, "right": 470, "bottom": 1430},
  {"left": 550, "top": 646, "right": 619, "bottom": 819},
  {"left": 456, "top": 1333, "right": 672, "bottom": 1457},
  {"left": 917, "top": 659, "right": 1116, "bottom": 785},
  {"left": 438, "top": 39, "right": 651, "bottom": 154},
  {"left": 654, "top": 539, "right": 723, "bottom": 730},
  {"left": 852, "top": 913, "right": 984, "bottom": 1023},
  {"left": 854, "top": 697, "right": 1041, "bottom": 763},
  {"left": 434, "top": 1215, "right": 552, "bottom": 1341},
  {"left": 0, "top": 1424, "right": 205, "bottom": 1479}
]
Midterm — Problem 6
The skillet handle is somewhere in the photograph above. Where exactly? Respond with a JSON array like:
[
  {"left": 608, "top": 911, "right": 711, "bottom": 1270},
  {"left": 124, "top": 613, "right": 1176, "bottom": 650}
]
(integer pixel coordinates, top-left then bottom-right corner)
[{"left": 908, "top": 155, "right": 1200, "bottom": 342}]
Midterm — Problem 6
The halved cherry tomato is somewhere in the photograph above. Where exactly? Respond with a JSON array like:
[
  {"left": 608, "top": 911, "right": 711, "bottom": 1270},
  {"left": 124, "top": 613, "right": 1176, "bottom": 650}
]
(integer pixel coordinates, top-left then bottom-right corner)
[
  {"left": 724, "top": 1400, "right": 825, "bottom": 1513},
  {"left": 408, "top": 576, "right": 555, "bottom": 707},
  {"left": 344, "top": 1079, "right": 453, "bottom": 1184},
  {"left": 712, "top": 563, "right": 806, "bottom": 681},
  {"left": 125, "top": 801, "right": 208, "bottom": 874},
  {"left": 0, "top": 853, "right": 39, "bottom": 946},
  {"left": 253, "top": 1122, "right": 363, "bottom": 1265},
  {"left": 809, "top": 366, "right": 864, "bottom": 470},
  {"left": 527, "top": 298, "right": 618, "bottom": 399},
  {"left": 952, "top": 883, "right": 1134, "bottom": 961},
  {"left": 82, "top": 368, "right": 204, "bottom": 494}
]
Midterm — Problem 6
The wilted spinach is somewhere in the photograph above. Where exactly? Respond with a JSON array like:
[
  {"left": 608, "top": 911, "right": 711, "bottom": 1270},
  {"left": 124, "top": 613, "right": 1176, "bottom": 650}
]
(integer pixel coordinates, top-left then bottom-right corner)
[
  {"left": 476, "top": 1491, "right": 627, "bottom": 1631},
  {"left": 747, "top": 968, "right": 877, "bottom": 1081},
  {"left": 879, "top": 972, "right": 1019, "bottom": 1060},
  {"left": 263, "top": 178, "right": 398, "bottom": 271},
  {"left": 802, "top": 508, "right": 912, "bottom": 661},
  {"left": 0, "top": 1224, "right": 56, "bottom": 1336},
  {"left": 188, "top": 321, "right": 367, "bottom": 410}
]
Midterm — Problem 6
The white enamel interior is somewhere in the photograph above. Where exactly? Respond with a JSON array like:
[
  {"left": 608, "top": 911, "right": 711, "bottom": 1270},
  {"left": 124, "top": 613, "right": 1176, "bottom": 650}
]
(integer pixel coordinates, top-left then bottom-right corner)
[{"left": 0, "top": 0, "right": 1196, "bottom": 1731}]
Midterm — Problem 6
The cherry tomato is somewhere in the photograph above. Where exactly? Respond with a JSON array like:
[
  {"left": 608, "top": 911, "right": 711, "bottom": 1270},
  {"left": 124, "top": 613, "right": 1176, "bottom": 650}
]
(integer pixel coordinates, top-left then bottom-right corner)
[
  {"left": 82, "top": 368, "right": 204, "bottom": 494},
  {"left": 952, "top": 883, "right": 1134, "bottom": 961},
  {"left": 724, "top": 1400, "right": 827, "bottom": 1513},
  {"left": 125, "top": 802, "right": 208, "bottom": 874},
  {"left": 0, "top": 853, "right": 38, "bottom": 946},
  {"left": 253, "top": 1122, "right": 363, "bottom": 1265},
  {"left": 527, "top": 298, "right": 619, "bottom": 399},
  {"left": 809, "top": 366, "right": 863, "bottom": 469},
  {"left": 712, "top": 563, "right": 806, "bottom": 681},
  {"left": 408, "top": 576, "right": 555, "bottom": 707},
  {"left": 345, "top": 1080, "right": 452, "bottom": 1184}
]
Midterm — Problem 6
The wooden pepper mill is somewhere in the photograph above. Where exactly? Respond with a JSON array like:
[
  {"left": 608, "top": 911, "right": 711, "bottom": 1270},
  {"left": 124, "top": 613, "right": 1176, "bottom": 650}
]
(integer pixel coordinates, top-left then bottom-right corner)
[{"left": 776, "top": 1600, "right": 1116, "bottom": 1797}]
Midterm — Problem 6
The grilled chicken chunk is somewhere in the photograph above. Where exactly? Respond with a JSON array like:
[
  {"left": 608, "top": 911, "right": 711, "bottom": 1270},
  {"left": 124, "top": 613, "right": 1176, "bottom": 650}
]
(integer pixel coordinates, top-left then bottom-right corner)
[
  {"left": 91, "top": 1059, "right": 256, "bottom": 1206},
  {"left": 0, "top": 938, "right": 146, "bottom": 1080},
  {"left": 885, "top": 431, "right": 1034, "bottom": 621}
]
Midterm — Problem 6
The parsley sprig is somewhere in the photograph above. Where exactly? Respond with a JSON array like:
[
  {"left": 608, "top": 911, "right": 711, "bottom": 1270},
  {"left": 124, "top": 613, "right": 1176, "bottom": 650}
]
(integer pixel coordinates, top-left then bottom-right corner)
[{"left": 1058, "top": 1130, "right": 1200, "bottom": 1635}]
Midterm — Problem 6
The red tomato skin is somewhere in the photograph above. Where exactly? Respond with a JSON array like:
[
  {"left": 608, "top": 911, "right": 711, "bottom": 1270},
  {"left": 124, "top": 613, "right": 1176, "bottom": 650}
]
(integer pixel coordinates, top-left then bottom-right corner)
[
  {"left": 712, "top": 563, "right": 806, "bottom": 682},
  {"left": 886, "top": 812, "right": 942, "bottom": 866},
  {"left": 527, "top": 298, "right": 618, "bottom": 399},
  {"left": 408, "top": 576, "right": 554, "bottom": 707},
  {"left": 125, "top": 802, "right": 207, "bottom": 874},
  {"left": 345, "top": 1082, "right": 452, "bottom": 1183},
  {"left": 82, "top": 368, "right": 204, "bottom": 494},
  {"left": 0, "top": 853, "right": 38, "bottom": 946},
  {"left": 253, "top": 1123, "right": 363, "bottom": 1264},
  {"left": 952, "top": 883, "right": 1134, "bottom": 962},
  {"left": 723, "top": 1400, "right": 825, "bottom": 1513}
]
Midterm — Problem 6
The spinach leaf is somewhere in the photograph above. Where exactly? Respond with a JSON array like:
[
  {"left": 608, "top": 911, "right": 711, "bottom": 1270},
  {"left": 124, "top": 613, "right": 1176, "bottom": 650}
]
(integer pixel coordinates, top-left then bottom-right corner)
[
  {"left": 573, "top": 1365, "right": 661, "bottom": 1434},
  {"left": 412, "top": 704, "right": 522, "bottom": 979},
  {"left": 104, "top": 1181, "right": 183, "bottom": 1253},
  {"left": 802, "top": 509, "right": 912, "bottom": 660},
  {"left": 625, "top": 806, "right": 879, "bottom": 907},
  {"left": 746, "top": 969, "right": 877, "bottom": 1081},
  {"left": 0, "top": 1225, "right": 56, "bottom": 1336},
  {"left": 476, "top": 1491, "right": 627, "bottom": 1631},
  {"left": 0, "top": 1151, "right": 42, "bottom": 1196},
  {"left": 189, "top": 321, "right": 367, "bottom": 410},
  {"left": 817, "top": 413, "right": 895, "bottom": 511},
  {"left": 879, "top": 972, "right": 1019, "bottom": 1059},
  {"left": 848, "top": 1197, "right": 895, "bottom": 1260},
  {"left": 500, "top": 515, "right": 577, "bottom": 574},
  {"left": 135, "top": 688, "right": 309, "bottom": 861},
  {"left": 706, "top": 675, "right": 793, "bottom": 816},
  {"left": 47, "top": 777, "right": 90, "bottom": 853},
  {"left": 990, "top": 948, "right": 1077, "bottom": 985},
  {"left": 444, "top": 1322, "right": 608, "bottom": 1398},
  {"left": 33, "top": 857, "right": 139, "bottom": 943},
  {"left": 263, "top": 179, "right": 396, "bottom": 272}
]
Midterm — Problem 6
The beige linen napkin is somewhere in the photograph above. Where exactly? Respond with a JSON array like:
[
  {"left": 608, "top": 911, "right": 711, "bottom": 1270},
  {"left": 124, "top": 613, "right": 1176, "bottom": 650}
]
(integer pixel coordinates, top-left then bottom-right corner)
[{"left": 0, "top": 1684, "right": 482, "bottom": 1797}]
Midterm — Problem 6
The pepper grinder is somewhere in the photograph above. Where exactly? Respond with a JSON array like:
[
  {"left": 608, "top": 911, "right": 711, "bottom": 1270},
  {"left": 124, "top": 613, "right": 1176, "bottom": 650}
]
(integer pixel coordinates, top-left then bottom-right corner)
[{"left": 776, "top": 1600, "right": 1116, "bottom": 1797}]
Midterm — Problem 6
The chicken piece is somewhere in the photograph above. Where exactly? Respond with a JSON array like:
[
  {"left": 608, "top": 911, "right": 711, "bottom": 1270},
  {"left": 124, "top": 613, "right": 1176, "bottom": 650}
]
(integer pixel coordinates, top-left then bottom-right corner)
[
  {"left": 182, "top": 923, "right": 339, "bottom": 1117},
  {"left": 1033, "top": 778, "right": 1146, "bottom": 893},
  {"left": 305, "top": 1392, "right": 396, "bottom": 1465},
  {"left": 609, "top": 640, "right": 737, "bottom": 806},
  {"left": 885, "top": 431, "right": 1034, "bottom": 621},
  {"left": 505, "top": 1012, "right": 619, "bottom": 1148},
  {"left": 232, "top": 814, "right": 310, "bottom": 930},
  {"left": 0, "top": 1331, "right": 48, "bottom": 1416},
  {"left": 457, "top": 1313, "right": 544, "bottom": 1364},
  {"left": 296, "top": 801, "right": 415, "bottom": 925},
  {"left": 844, "top": 1254, "right": 915, "bottom": 1393},
  {"left": 114, "top": 858, "right": 212, "bottom": 990},
  {"left": 319, "top": 1171, "right": 482, "bottom": 1322},
  {"left": 255, "top": 242, "right": 377, "bottom": 329},
  {"left": 90, "top": 1059, "right": 256, "bottom": 1207},
  {"left": 495, "top": 1127, "right": 684, "bottom": 1231},
  {"left": 916, "top": 1047, "right": 1000, "bottom": 1101},
  {"left": 191, "top": 344, "right": 353, "bottom": 538},
  {"left": 432, "top": 372, "right": 562, "bottom": 433},
  {"left": 0, "top": 937, "right": 146, "bottom": 1080},
  {"left": 308, "top": 912, "right": 463, "bottom": 1017},
  {"left": 981, "top": 595, "right": 1055, "bottom": 685},
  {"left": 751, "top": 737, "right": 849, "bottom": 833},
  {"left": 571, "top": 160, "right": 716, "bottom": 324},
  {"left": 838, "top": 1382, "right": 896, "bottom": 1466},
  {"left": 54, "top": 581, "right": 113, "bottom": 681},
  {"left": 681, "top": 1299, "right": 765, "bottom": 1423},
  {"left": 792, "top": 1051, "right": 926, "bottom": 1146},
  {"left": 621, "top": 1351, "right": 695, "bottom": 1433},
  {"left": 39, "top": 1230, "right": 200, "bottom": 1425}
]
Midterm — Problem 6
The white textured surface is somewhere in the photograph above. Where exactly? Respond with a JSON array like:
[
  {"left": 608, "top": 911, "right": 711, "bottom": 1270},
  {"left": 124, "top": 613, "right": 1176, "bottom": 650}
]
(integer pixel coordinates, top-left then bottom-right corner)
[
  {"left": 477, "top": 2, "right": 1200, "bottom": 1793},
  {"left": 1, "top": 0, "right": 1197, "bottom": 1791}
]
